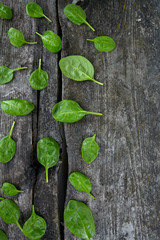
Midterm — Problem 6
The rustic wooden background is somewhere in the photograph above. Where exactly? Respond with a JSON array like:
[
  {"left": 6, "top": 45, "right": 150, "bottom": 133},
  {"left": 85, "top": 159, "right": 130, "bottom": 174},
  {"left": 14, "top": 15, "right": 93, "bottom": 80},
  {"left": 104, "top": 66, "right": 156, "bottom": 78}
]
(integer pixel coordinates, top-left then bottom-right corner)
[{"left": 0, "top": 0, "right": 160, "bottom": 239}]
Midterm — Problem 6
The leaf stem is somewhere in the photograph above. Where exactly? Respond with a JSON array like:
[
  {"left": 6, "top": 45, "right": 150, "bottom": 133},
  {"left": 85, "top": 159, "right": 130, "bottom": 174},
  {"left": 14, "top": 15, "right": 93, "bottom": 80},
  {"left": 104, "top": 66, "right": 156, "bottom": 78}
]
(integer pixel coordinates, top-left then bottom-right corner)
[
  {"left": 43, "top": 14, "right": 52, "bottom": 22},
  {"left": 85, "top": 111, "right": 103, "bottom": 116},
  {"left": 83, "top": 20, "right": 95, "bottom": 31},
  {"left": 35, "top": 32, "right": 42, "bottom": 38},
  {"left": 92, "top": 134, "right": 96, "bottom": 140},
  {"left": 91, "top": 78, "right": 103, "bottom": 85},
  {"left": 87, "top": 38, "right": 94, "bottom": 42},
  {"left": 38, "top": 59, "right": 41, "bottom": 71},
  {"left": 12, "top": 67, "right": 28, "bottom": 72},
  {"left": 8, "top": 121, "right": 15, "bottom": 138},
  {"left": 16, "top": 221, "right": 24, "bottom": 233},
  {"left": 88, "top": 192, "right": 95, "bottom": 199},
  {"left": 32, "top": 205, "right": 35, "bottom": 214},
  {"left": 18, "top": 190, "right": 24, "bottom": 193},
  {"left": 46, "top": 168, "right": 49, "bottom": 183},
  {"left": 25, "top": 40, "right": 37, "bottom": 45}
]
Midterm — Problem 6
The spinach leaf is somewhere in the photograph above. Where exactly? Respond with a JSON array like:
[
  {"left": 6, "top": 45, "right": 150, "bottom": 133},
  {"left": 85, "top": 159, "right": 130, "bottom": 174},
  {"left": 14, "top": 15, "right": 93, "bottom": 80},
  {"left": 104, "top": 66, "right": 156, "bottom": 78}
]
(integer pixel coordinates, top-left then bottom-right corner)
[
  {"left": 1, "top": 99, "right": 35, "bottom": 116},
  {"left": 29, "top": 59, "right": 49, "bottom": 90},
  {"left": 26, "top": 2, "right": 52, "bottom": 22},
  {"left": 37, "top": 137, "right": 60, "bottom": 182},
  {"left": 0, "top": 199, "right": 20, "bottom": 225},
  {"left": 0, "top": 66, "right": 28, "bottom": 85},
  {"left": 0, "top": 230, "right": 8, "bottom": 240},
  {"left": 59, "top": 55, "right": 103, "bottom": 85},
  {"left": 81, "top": 134, "right": 99, "bottom": 163},
  {"left": 23, "top": 205, "right": 47, "bottom": 240},
  {"left": 0, "top": 121, "right": 16, "bottom": 163},
  {"left": 2, "top": 183, "right": 24, "bottom": 197},
  {"left": 87, "top": 36, "right": 116, "bottom": 52},
  {"left": 36, "top": 31, "right": 62, "bottom": 53},
  {"left": 52, "top": 100, "right": 102, "bottom": 123},
  {"left": 64, "top": 4, "right": 95, "bottom": 31},
  {"left": 69, "top": 172, "right": 95, "bottom": 199},
  {"left": 8, "top": 28, "right": 37, "bottom": 47},
  {"left": 64, "top": 200, "right": 95, "bottom": 240},
  {"left": 0, "top": 4, "right": 12, "bottom": 19}
]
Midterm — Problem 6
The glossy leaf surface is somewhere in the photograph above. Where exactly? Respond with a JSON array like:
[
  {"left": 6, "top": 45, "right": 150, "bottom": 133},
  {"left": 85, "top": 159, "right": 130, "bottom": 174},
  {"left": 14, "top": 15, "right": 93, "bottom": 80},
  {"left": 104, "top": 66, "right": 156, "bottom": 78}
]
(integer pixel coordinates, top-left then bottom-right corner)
[
  {"left": 64, "top": 200, "right": 95, "bottom": 240},
  {"left": 0, "top": 4, "right": 12, "bottom": 19},
  {"left": 0, "top": 230, "right": 8, "bottom": 240},
  {"left": 64, "top": 4, "right": 95, "bottom": 31},
  {"left": 0, "top": 121, "right": 16, "bottom": 163},
  {"left": 8, "top": 28, "right": 37, "bottom": 47},
  {"left": 81, "top": 134, "right": 99, "bottom": 163},
  {"left": 0, "top": 199, "right": 20, "bottom": 224},
  {"left": 36, "top": 31, "right": 62, "bottom": 53},
  {"left": 2, "top": 183, "right": 24, "bottom": 197},
  {"left": 69, "top": 172, "right": 95, "bottom": 199},
  {"left": 52, "top": 100, "right": 102, "bottom": 123},
  {"left": 37, "top": 137, "right": 60, "bottom": 182},
  {"left": 23, "top": 205, "right": 47, "bottom": 240},
  {"left": 1, "top": 99, "right": 35, "bottom": 116},
  {"left": 29, "top": 59, "right": 48, "bottom": 90},
  {"left": 59, "top": 55, "right": 103, "bottom": 85},
  {"left": 26, "top": 2, "right": 52, "bottom": 22},
  {"left": 87, "top": 36, "right": 116, "bottom": 52}
]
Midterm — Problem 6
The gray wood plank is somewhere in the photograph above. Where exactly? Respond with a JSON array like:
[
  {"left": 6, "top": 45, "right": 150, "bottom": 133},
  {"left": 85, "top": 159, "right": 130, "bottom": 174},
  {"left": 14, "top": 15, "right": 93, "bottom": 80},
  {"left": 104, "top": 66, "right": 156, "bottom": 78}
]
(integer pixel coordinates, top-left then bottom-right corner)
[{"left": 58, "top": 0, "right": 160, "bottom": 239}]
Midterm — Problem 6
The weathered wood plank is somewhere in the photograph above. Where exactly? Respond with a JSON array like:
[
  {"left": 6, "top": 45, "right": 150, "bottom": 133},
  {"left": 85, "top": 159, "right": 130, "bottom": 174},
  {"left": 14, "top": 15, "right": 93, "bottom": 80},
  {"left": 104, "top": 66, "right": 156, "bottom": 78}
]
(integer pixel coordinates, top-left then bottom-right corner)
[{"left": 58, "top": 0, "right": 160, "bottom": 239}]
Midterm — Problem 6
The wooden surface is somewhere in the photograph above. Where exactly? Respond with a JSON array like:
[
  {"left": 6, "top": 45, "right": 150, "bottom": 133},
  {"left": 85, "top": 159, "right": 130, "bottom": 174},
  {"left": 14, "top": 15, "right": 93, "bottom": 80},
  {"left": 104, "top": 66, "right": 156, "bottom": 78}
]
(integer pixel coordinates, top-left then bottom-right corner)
[{"left": 0, "top": 0, "right": 160, "bottom": 240}]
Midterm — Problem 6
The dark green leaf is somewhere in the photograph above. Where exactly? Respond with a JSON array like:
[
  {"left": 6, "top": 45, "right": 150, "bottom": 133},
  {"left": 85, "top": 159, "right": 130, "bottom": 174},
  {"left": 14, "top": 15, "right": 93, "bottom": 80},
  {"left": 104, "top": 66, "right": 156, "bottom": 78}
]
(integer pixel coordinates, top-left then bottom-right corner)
[
  {"left": 64, "top": 200, "right": 95, "bottom": 240},
  {"left": 26, "top": 2, "right": 52, "bottom": 22},
  {"left": 36, "top": 31, "right": 62, "bottom": 53},
  {"left": 0, "top": 66, "right": 28, "bottom": 85},
  {"left": 81, "top": 134, "right": 99, "bottom": 163},
  {"left": 0, "top": 4, "right": 12, "bottom": 19},
  {"left": 2, "top": 183, "right": 24, "bottom": 197},
  {"left": 59, "top": 55, "right": 103, "bottom": 85},
  {"left": 23, "top": 205, "right": 47, "bottom": 240},
  {"left": 87, "top": 36, "right": 116, "bottom": 52},
  {"left": 52, "top": 100, "right": 102, "bottom": 123},
  {"left": 1, "top": 99, "right": 35, "bottom": 116},
  {"left": 0, "top": 199, "right": 20, "bottom": 224},
  {"left": 0, "top": 121, "right": 16, "bottom": 163},
  {"left": 29, "top": 59, "right": 48, "bottom": 90},
  {"left": 64, "top": 4, "right": 95, "bottom": 31},
  {"left": 0, "top": 230, "right": 8, "bottom": 240},
  {"left": 69, "top": 172, "right": 95, "bottom": 199},
  {"left": 8, "top": 28, "right": 37, "bottom": 47},
  {"left": 37, "top": 137, "right": 60, "bottom": 182}
]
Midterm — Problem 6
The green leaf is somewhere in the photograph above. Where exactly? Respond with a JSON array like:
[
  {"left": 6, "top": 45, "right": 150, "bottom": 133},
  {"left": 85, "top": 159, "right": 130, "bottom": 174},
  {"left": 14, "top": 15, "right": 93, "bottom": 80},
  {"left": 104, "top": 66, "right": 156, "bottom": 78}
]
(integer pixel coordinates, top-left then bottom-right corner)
[
  {"left": 0, "top": 199, "right": 20, "bottom": 225},
  {"left": 2, "top": 183, "right": 24, "bottom": 197},
  {"left": 1, "top": 99, "right": 35, "bottom": 116},
  {"left": 52, "top": 100, "right": 102, "bottom": 123},
  {"left": 87, "top": 36, "right": 116, "bottom": 52},
  {"left": 0, "top": 121, "right": 16, "bottom": 163},
  {"left": 0, "top": 66, "right": 28, "bottom": 85},
  {"left": 81, "top": 134, "right": 99, "bottom": 163},
  {"left": 64, "top": 4, "right": 95, "bottom": 31},
  {"left": 37, "top": 137, "right": 60, "bottom": 183},
  {"left": 8, "top": 28, "right": 37, "bottom": 47},
  {"left": 36, "top": 31, "right": 62, "bottom": 53},
  {"left": 64, "top": 200, "right": 95, "bottom": 240},
  {"left": 29, "top": 59, "right": 49, "bottom": 90},
  {"left": 0, "top": 229, "right": 8, "bottom": 240},
  {"left": 0, "top": 4, "right": 12, "bottom": 19},
  {"left": 23, "top": 205, "right": 47, "bottom": 240},
  {"left": 59, "top": 55, "right": 103, "bottom": 85},
  {"left": 26, "top": 2, "right": 52, "bottom": 22},
  {"left": 69, "top": 172, "right": 95, "bottom": 199}
]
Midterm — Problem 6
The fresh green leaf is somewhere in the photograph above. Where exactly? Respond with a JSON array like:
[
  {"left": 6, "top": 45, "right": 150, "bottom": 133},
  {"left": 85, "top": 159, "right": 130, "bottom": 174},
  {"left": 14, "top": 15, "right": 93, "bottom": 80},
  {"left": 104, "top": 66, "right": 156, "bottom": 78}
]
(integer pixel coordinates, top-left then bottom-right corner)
[
  {"left": 1, "top": 99, "right": 35, "bottom": 116},
  {"left": 64, "top": 200, "right": 95, "bottom": 240},
  {"left": 8, "top": 28, "right": 37, "bottom": 47},
  {"left": 59, "top": 55, "right": 103, "bottom": 85},
  {"left": 69, "top": 172, "right": 95, "bottom": 199},
  {"left": 37, "top": 137, "right": 60, "bottom": 182},
  {"left": 26, "top": 2, "right": 52, "bottom": 22},
  {"left": 87, "top": 36, "right": 116, "bottom": 52},
  {"left": 2, "top": 183, "right": 24, "bottom": 197},
  {"left": 0, "top": 197, "right": 4, "bottom": 200},
  {"left": 64, "top": 4, "right": 95, "bottom": 31},
  {"left": 36, "top": 31, "right": 62, "bottom": 53},
  {"left": 23, "top": 205, "right": 47, "bottom": 240},
  {"left": 0, "top": 66, "right": 28, "bottom": 85},
  {"left": 0, "top": 4, "right": 12, "bottom": 19},
  {"left": 0, "top": 229, "right": 8, "bottom": 240},
  {"left": 29, "top": 59, "right": 49, "bottom": 90},
  {"left": 52, "top": 100, "right": 102, "bottom": 123},
  {"left": 0, "top": 121, "right": 16, "bottom": 163},
  {"left": 81, "top": 134, "right": 99, "bottom": 163},
  {"left": 0, "top": 199, "right": 20, "bottom": 225}
]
